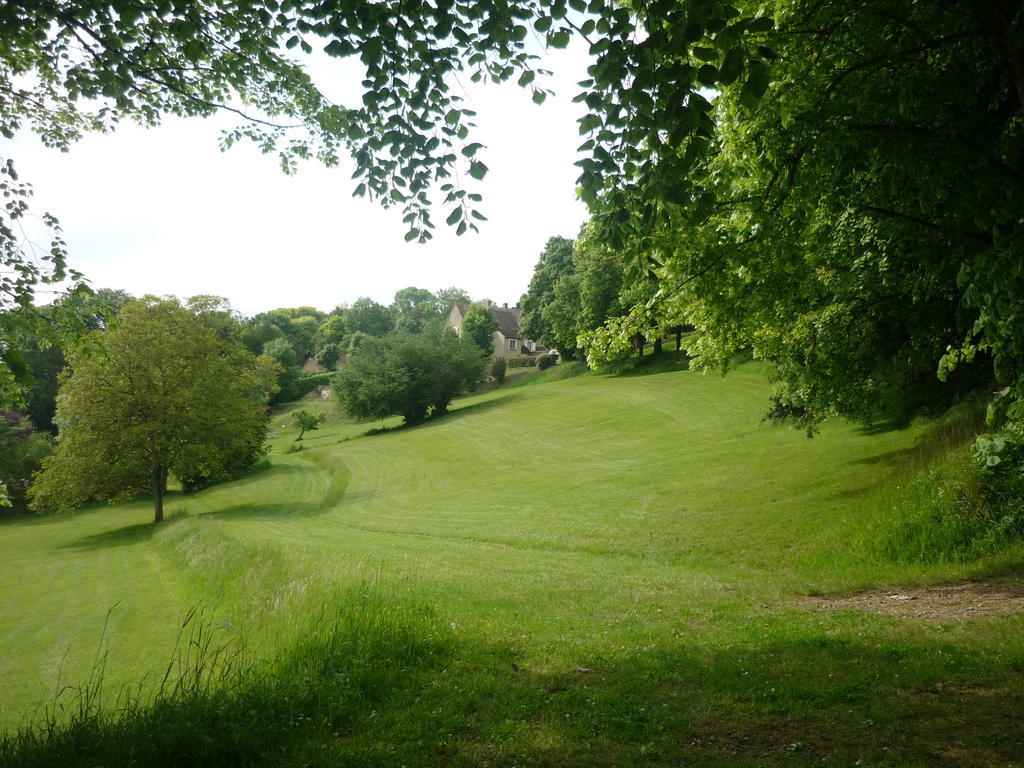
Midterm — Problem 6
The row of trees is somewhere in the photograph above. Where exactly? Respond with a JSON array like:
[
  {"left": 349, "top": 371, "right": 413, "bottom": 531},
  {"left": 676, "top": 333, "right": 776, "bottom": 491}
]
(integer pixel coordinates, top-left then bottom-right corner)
[
  {"left": 238, "top": 287, "right": 472, "bottom": 403},
  {"left": 519, "top": 232, "right": 673, "bottom": 367},
  {"left": 1, "top": 282, "right": 497, "bottom": 516}
]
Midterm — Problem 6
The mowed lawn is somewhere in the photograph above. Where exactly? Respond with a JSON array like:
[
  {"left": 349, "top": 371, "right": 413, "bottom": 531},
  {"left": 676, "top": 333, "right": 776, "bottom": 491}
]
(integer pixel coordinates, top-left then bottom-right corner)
[{"left": 2, "top": 361, "right": 1022, "bottom": 765}]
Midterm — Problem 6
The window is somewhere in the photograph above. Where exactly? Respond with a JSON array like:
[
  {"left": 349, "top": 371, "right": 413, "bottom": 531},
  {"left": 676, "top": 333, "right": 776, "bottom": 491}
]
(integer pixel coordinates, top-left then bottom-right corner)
[{"left": 508, "top": 339, "right": 517, "bottom": 350}]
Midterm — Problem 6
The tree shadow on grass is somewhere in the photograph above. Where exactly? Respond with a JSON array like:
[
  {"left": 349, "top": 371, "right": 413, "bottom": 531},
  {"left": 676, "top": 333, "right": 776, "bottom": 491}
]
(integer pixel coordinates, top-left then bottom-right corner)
[
  {"left": 849, "top": 446, "right": 919, "bottom": 467},
  {"left": 440, "top": 391, "right": 526, "bottom": 423},
  {"left": 360, "top": 391, "right": 527, "bottom": 437},
  {"left": 59, "top": 520, "right": 157, "bottom": 551},
  {"left": 856, "top": 417, "right": 912, "bottom": 436},
  {"left": 202, "top": 501, "right": 327, "bottom": 522},
  {"left": 331, "top": 628, "right": 1024, "bottom": 767}
]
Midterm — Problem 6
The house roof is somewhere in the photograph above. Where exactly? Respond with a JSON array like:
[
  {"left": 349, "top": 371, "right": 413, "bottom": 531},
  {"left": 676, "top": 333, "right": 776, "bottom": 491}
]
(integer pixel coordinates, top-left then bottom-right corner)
[
  {"left": 449, "top": 302, "right": 523, "bottom": 340},
  {"left": 493, "top": 307, "right": 521, "bottom": 340}
]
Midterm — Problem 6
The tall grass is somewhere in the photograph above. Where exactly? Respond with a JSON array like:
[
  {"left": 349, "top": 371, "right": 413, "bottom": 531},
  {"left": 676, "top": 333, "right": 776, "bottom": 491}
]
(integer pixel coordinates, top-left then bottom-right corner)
[
  {"left": 0, "top": 587, "right": 451, "bottom": 767},
  {"left": 862, "top": 400, "right": 1024, "bottom": 562}
]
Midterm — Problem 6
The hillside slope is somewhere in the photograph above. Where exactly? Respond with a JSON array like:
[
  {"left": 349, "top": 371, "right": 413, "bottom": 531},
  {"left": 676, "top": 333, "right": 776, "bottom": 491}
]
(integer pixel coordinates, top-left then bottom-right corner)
[{"left": 2, "top": 362, "right": 1021, "bottom": 765}]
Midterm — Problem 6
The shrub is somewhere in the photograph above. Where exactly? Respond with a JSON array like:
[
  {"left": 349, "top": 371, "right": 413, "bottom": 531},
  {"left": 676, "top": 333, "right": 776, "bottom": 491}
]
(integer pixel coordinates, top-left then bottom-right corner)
[
  {"left": 333, "top": 330, "right": 486, "bottom": 425},
  {"left": 289, "top": 372, "right": 331, "bottom": 400},
  {"left": 506, "top": 357, "right": 538, "bottom": 369},
  {"left": 490, "top": 356, "right": 507, "bottom": 384},
  {"left": 537, "top": 354, "right": 556, "bottom": 371}
]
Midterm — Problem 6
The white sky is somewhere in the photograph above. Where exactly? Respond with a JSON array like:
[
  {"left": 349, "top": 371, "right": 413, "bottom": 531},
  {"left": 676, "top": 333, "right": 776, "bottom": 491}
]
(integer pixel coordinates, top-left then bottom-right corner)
[{"left": 8, "top": 41, "right": 593, "bottom": 317}]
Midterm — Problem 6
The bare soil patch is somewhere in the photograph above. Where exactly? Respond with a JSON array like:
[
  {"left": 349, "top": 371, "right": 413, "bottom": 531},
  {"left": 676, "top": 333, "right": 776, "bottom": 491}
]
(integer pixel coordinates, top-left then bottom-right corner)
[{"left": 803, "top": 577, "right": 1024, "bottom": 621}]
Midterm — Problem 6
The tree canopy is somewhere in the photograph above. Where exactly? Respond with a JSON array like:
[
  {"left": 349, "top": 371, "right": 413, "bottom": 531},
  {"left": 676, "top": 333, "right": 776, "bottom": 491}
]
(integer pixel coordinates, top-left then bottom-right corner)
[
  {"left": 30, "top": 296, "right": 279, "bottom": 522},
  {"left": 577, "top": 0, "right": 1024, "bottom": 440},
  {"left": 519, "top": 235, "right": 575, "bottom": 349}
]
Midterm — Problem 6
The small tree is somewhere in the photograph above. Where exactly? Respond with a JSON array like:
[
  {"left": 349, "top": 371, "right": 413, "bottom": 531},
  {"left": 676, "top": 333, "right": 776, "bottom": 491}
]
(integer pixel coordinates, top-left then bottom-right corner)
[
  {"left": 461, "top": 304, "right": 498, "bottom": 355},
  {"left": 490, "top": 356, "right": 507, "bottom": 385},
  {"left": 30, "top": 297, "right": 279, "bottom": 523},
  {"left": 292, "top": 409, "right": 326, "bottom": 440}
]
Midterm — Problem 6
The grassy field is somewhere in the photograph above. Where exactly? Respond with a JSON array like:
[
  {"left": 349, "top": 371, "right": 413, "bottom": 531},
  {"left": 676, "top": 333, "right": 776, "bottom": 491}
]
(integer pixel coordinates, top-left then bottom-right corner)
[{"left": 1, "top": 359, "right": 1022, "bottom": 766}]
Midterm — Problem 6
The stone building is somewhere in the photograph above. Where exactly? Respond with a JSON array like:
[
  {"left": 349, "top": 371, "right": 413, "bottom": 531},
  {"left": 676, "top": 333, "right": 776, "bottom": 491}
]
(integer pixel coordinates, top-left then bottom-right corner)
[{"left": 446, "top": 301, "right": 539, "bottom": 359}]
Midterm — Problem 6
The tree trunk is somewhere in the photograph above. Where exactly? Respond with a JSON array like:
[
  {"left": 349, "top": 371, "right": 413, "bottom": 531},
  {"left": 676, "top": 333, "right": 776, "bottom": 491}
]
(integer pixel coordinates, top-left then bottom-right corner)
[
  {"left": 634, "top": 333, "right": 644, "bottom": 358},
  {"left": 653, "top": 336, "right": 663, "bottom": 354},
  {"left": 675, "top": 326, "right": 682, "bottom": 352},
  {"left": 153, "top": 465, "right": 165, "bottom": 523}
]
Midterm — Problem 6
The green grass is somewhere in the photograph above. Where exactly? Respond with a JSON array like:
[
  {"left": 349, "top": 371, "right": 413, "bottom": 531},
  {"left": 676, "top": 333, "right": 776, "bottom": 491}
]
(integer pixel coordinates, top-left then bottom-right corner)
[{"left": 1, "top": 360, "right": 1022, "bottom": 765}]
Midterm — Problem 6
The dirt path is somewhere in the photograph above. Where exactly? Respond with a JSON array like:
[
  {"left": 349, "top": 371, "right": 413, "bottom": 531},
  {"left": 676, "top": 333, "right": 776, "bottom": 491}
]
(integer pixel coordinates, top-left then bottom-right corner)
[{"left": 803, "top": 577, "right": 1024, "bottom": 621}]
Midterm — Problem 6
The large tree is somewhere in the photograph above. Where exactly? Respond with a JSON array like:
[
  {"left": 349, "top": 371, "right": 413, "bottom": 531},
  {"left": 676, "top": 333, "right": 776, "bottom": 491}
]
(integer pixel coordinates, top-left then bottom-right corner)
[
  {"left": 30, "top": 296, "right": 279, "bottom": 522},
  {"left": 519, "top": 236, "right": 575, "bottom": 348},
  {"left": 390, "top": 286, "right": 441, "bottom": 335},
  {"left": 345, "top": 297, "right": 394, "bottom": 337},
  {"left": 577, "top": 1, "right": 1024, "bottom": 439}
]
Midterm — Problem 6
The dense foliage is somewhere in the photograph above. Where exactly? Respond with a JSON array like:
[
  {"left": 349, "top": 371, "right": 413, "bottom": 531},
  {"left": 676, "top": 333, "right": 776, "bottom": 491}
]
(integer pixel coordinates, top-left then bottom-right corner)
[
  {"left": 489, "top": 355, "right": 507, "bottom": 384},
  {"left": 577, "top": 0, "right": 1024, "bottom": 440},
  {"left": 333, "top": 330, "right": 487, "bottom": 424},
  {"left": 30, "top": 296, "right": 279, "bottom": 521},
  {"left": 0, "top": 411, "right": 52, "bottom": 512},
  {"left": 519, "top": 236, "right": 574, "bottom": 348}
]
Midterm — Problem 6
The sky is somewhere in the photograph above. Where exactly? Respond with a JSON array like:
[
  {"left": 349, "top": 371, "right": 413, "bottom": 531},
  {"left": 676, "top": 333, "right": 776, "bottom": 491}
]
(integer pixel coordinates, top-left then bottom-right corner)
[{"left": 9, "top": 41, "right": 594, "bottom": 318}]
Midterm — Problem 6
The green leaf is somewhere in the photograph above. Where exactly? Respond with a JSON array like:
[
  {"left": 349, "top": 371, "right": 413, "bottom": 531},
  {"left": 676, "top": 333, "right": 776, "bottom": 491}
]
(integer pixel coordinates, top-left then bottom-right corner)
[
  {"left": 697, "top": 64, "right": 718, "bottom": 86},
  {"left": 446, "top": 207, "right": 462, "bottom": 226},
  {"left": 551, "top": 30, "right": 571, "bottom": 49},
  {"left": 746, "top": 16, "right": 774, "bottom": 33},
  {"left": 718, "top": 46, "right": 744, "bottom": 85},
  {"left": 532, "top": 89, "right": 547, "bottom": 104},
  {"left": 324, "top": 39, "right": 347, "bottom": 57},
  {"left": 469, "top": 160, "right": 488, "bottom": 180},
  {"left": 518, "top": 70, "right": 536, "bottom": 87},
  {"left": 739, "top": 59, "right": 770, "bottom": 108},
  {"left": 404, "top": 228, "right": 419, "bottom": 242}
]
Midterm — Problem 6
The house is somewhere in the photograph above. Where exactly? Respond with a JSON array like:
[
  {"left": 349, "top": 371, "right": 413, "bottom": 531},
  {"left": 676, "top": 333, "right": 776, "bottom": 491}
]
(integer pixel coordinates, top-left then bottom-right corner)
[{"left": 446, "top": 301, "right": 540, "bottom": 359}]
